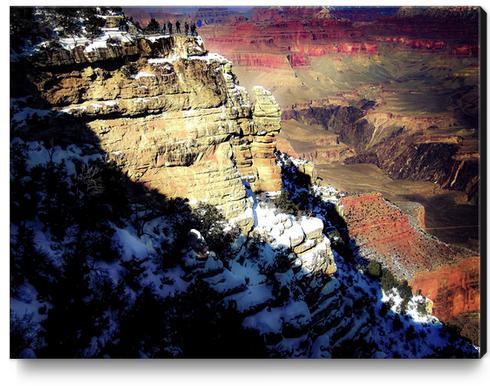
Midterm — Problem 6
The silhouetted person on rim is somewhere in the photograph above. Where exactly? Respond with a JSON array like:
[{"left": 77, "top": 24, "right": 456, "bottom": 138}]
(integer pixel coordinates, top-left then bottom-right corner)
[
  {"left": 162, "top": 23, "right": 166, "bottom": 35},
  {"left": 176, "top": 20, "right": 181, "bottom": 34},
  {"left": 190, "top": 23, "right": 196, "bottom": 36},
  {"left": 184, "top": 21, "right": 189, "bottom": 35},
  {"left": 167, "top": 21, "right": 173, "bottom": 35}
]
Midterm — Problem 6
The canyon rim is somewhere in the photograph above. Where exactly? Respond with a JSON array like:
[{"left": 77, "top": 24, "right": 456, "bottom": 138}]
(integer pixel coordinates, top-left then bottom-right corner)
[{"left": 9, "top": 5, "right": 485, "bottom": 358}]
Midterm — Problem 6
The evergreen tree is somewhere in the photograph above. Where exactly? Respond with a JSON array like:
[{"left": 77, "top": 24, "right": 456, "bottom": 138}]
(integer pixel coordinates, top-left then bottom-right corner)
[
  {"left": 10, "top": 7, "right": 40, "bottom": 50},
  {"left": 380, "top": 268, "right": 397, "bottom": 292},
  {"left": 193, "top": 203, "right": 239, "bottom": 258},
  {"left": 275, "top": 190, "right": 299, "bottom": 215},
  {"left": 55, "top": 8, "right": 82, "bottom": 38},
  {"left": 84, "top": 12, "right": 105, "bottom": 38},
  {"left": 39, "top": 238, "right": 106, "bottom": 357}
]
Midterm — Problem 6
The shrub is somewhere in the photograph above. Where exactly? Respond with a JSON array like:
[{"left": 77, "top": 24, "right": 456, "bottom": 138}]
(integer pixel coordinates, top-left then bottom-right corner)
[
  {"left": 145, "top": 18, "right": 160, "bottom": 33},
  {"left": 193, "top": 203, "right": 239, "bottom": 258},
  {"left": 417, "top": 301, "right": 428, "bottom": 316},
  {"left": 275, "top": 190, "right": 298, "bottom": 216},
  {"left": 397, "top": 280, "right": 413, "bottom": 300},
  {"left": 400, "top": 298, "right": 410, "bottom": 314},
  {"left": 84, "top": 13, "right": 105, "bottom": 38},
  {"left": 247, "top": 233, "right": 265, "bottom": 259},
  {"left": 121, "top": 257, "right": 149, "bottom": 291},
  {"left": 366, "top": 260, "right": 382, "bottom": 278},
  {"left": 380, "top": 268, "right": 397, "bottom": 292}
]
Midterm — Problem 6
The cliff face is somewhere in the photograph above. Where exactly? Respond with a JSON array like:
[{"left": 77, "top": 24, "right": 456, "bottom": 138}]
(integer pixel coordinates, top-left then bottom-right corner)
[
  {"left": 338, "top": 192, "right": 479, "bottom": 332},
  {"left": 280, "top": 99, "right": 479, "bottom": 203},
  {"left": 338, "top": 193, "right": 475, "bottom": 279},
  {"left": 345, "top": 132, "right": 480, "bottom": 203},
  {"left": 410, "top": 256, "right": 480, "bottom": 345},
  {"left": 160, "top": 6, "right": 480, "bottom": 73},
  {"left": 14, "top": 34, "right": 284, "bottom": 231},
  {"left": 410, "top": 257, "right": 480, "bottom": 321}
]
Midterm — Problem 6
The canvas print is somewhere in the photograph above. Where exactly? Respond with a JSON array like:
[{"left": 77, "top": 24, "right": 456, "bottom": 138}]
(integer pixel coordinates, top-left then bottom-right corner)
[{"left": 10, "top": 5, "right": 485, "bottom": 358}]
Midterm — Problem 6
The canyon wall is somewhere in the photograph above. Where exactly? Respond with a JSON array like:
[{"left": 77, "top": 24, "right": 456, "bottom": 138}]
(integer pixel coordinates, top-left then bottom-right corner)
[
  {"left": 281, "top": 101, "right": 479, "bottom": 203},
  {"left": 124, "top": 7, "right": 481, "bottom": 203},
  {"left": 410, "top": 257, "right": 480, "bottom": 321},
  {"left": 190, "top": 6, "right": 480, "bottom": 71},
  {"left": 345, "top": 132, "right": 480, "bottom": 203},
  {"left": 13, "top": 34, "right": 284, "bottom": 231},
  {"left": 338, "top": 192, "right": 479, "bottom": 330}
]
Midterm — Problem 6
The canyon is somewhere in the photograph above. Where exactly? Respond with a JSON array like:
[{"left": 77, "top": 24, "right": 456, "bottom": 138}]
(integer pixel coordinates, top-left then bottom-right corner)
[
  {"left": 186, "top": 6, "right": 482, "bottom": 343},
  {"left": 10, "top": 7, "right": 482, "bottom": 357},
  {"left": 126, "top": 6, "right": 480, "bottom": 207}
]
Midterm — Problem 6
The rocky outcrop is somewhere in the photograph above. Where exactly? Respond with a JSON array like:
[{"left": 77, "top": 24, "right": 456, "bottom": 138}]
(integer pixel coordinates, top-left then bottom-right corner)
[
  {"left": 410, "top": 256, "right": 480, "bottom": 345},
  {"left": 28, "top": 33, "right": 207, "bottom": 68},
  {"left": 253, "top": 199, "right": 337, "bottom": 277},
  {"left": 14, "top": 34, "right": 284, "bottom": 231},
  {"left": 231, "top": 86, "right": 282, "bottom": 193},
  {"left": 245, "top": 87, "right": 282, "bottom": 192}
]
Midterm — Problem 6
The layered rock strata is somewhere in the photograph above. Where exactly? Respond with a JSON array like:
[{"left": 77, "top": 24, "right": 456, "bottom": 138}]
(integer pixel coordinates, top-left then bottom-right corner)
[
  {"left": 281, "top": 100, "right": 479, "bottom": 203},
  {"left": 14, "top": 34, "right": 284, "bottom": 231},
  {"left": 232, "top": 86, "right": 282, "bottom": 193},
  {"left": 338, "top": 193, "right": 475, "bottom": 279},
  {"left": 410, "top": 257, "right": 480, "bottom": 321},
  {"left": 338, "top": 192, "right": 479, "bottom": 331}
]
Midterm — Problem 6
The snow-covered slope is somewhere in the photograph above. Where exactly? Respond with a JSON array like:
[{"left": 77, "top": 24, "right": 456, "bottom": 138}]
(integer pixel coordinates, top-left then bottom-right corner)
[
  {"left": 10, "top": 139, "right": 478, "bottom": 358},
  {"left": 9, "top": 7, "right": 479, "bottom": 359}
]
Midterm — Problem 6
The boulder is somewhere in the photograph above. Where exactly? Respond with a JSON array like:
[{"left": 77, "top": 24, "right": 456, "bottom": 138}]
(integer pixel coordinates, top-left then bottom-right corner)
[{"left": 187, "top": 229, "right": 208, "bottom": 258}]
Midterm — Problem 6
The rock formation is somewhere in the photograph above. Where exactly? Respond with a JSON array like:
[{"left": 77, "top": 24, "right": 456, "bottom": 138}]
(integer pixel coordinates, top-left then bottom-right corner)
[
  {"left": 410, "top": 257, "right": 480, "bottom": 322},
  {"left": 410, "top": 256, "right": 480, "bottom": 344},
  {"left": 345, "top": 131, "right": 480, "bottom": 203},
  {"left": 233, "top": 86, "right": 282, "bottom": 193},
  {"left": 280, "top": 99, "right": 479, "bottom": 203},
  {"left": 338, "top": 193, "right": 475, "bottom": 278},
  {"left": 338, "top": 192, "right": 480, "bottom": 334},
  {"left": 14, "top": 32, "right": 284, "bottom": 232}
]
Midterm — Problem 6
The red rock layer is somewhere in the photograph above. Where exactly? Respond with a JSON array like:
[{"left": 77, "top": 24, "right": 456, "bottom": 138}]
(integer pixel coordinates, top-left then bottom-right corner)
[
  {"left": 199, "top": 7, "right": 478, "bottom": 69},
  {"left": 339, "top": 193, "right": 473, "bottom": 279},
  {"left": 339, "top": 192, "right": 479, "bottom": 326},
  {"left": 125, "top": 7, "right": 480, "bottom": 71},
  {"left": 410, "top": 257, "right": 480, "bottom": 321}
]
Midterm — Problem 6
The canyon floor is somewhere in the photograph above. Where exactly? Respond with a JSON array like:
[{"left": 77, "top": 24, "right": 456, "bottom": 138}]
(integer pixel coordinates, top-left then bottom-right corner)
[
  {"left": 278, "top": 120, "right": 479, "bottom": 251},
  {"left": 316, "top": 163, "right": 479, "bottom": 251},
  {"left": 231, "top": 45, "right": 479, "bottom": 252}
]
